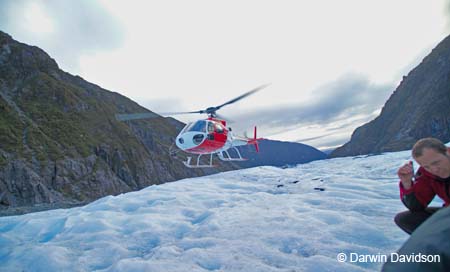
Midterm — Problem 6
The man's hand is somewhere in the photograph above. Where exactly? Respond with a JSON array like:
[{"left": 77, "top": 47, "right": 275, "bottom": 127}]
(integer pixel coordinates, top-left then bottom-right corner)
[{"left": 398, "top": 161, "right": 414, "bottom": 190}]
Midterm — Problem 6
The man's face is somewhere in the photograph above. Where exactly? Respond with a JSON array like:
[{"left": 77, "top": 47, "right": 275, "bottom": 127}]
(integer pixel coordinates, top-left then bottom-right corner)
[{"left": 415, "top": 148, "right": 450, "bottom": 178}]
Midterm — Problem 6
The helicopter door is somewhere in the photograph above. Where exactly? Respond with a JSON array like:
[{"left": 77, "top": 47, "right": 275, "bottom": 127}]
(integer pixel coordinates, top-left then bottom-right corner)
[{"left": 213, "top": 123, "right": 227, "bottom": 144}]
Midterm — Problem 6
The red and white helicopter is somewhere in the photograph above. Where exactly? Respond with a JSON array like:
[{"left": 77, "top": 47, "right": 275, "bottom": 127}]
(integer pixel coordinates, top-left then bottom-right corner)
[{"left": 116, "top": 84, "right": 269, "bottom": 168}]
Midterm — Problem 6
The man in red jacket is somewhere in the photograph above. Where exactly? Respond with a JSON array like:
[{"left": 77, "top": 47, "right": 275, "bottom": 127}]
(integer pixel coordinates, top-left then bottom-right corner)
[{"left": 395, "top": 137, "right": 450, "bottom": 234}]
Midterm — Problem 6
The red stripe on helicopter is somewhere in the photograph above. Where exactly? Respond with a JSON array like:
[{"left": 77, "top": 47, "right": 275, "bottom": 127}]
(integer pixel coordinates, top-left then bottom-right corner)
[{"left": 186, "top": 139, "right": 226, "bottom": 154}]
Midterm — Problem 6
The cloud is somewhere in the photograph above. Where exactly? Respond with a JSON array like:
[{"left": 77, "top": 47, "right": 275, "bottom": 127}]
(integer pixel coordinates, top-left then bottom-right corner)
[
  {"left": 0, "top": 0, "right": 125, "bottom": 72},
  {"left": 140, "top": 98, "right": 186, "bottom": 115},
  {"left": 294, "top": 132, "right": 336, "bottom": 143},
  {"left": 234, "top": 74, "right": 393, "bottom": 127},
  {"left": 447, "top": 0, "right": 450, "bottom": 29},
  {"left": 314, "top": 136, "right": 353, "bottom": 151},
  {"left": 226, "top": 73, "right": 394, "bottom": 147}
]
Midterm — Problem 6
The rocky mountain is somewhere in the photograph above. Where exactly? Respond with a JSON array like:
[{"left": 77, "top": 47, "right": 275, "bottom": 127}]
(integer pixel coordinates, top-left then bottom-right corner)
[
  {"left": 330, "top": 34, "right": 450, "bottom": 158},
  {"left": 236, "top": 139, "right": 327, "bottom": 168},
  {"left": 0, "top": 31, "right": 237, "bottom": 215}
]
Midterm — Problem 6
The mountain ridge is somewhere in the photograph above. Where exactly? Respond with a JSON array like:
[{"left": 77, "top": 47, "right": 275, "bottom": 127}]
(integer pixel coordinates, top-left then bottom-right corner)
[
  {"left": 0, "top": 30, "right": 237, "bottom": 213},
  {"left": 237, "top": 139, "right": 326, "bottom": 168},
  {"left": 330, "top": 34, "right": 450, "bottom": 157}
]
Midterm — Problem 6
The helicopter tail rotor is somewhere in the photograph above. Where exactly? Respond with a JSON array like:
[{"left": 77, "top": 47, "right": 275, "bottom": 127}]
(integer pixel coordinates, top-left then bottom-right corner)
[{"left": 248, "top": 126, "right": 261, "bottom": 153}]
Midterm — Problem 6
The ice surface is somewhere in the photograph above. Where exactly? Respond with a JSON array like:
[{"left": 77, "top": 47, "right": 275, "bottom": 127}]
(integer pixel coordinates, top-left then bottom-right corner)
[{"left": 0, "top": 150, "right": 442, "bottom": 271}]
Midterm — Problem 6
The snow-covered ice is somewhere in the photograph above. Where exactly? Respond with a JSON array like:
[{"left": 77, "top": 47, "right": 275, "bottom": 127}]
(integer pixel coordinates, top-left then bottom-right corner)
[{"left": 0, "top": 150, "right": 443, "bottom": 272}]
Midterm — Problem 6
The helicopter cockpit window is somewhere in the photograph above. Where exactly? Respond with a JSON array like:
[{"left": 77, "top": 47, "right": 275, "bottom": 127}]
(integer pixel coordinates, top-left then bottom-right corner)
[
  {"left": 181, "top": 123, "right": 192, "bottom": 133},
  {"left": 215, "top": 123, "right": 224, "bottom": 133},
  {"left": 207, "top": 122, "right": 214, "bottom": 133},
  {"left": 186, "top": 120, "right": 206, "bottom": 133}
]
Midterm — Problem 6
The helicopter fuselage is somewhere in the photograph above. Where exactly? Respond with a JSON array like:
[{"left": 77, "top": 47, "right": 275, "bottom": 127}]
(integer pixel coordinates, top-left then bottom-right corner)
[
  {"left": 175, "top": 118, "right": 231, "bottom": 154},
  {"left": 175, "top": 117, "right": 255, "bottom": 155}
]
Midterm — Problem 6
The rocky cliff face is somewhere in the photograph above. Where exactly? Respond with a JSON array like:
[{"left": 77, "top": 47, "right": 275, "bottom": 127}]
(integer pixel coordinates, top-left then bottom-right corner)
[
  {"left": 0, "top": 31, "right": 236, "bottom": 214},
  {"left": 330, "top": 35, "right": 450, "bottom": 158}
]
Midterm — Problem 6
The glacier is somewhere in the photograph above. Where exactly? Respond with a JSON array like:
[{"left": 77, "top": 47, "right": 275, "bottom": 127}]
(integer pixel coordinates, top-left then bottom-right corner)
[{"left": 0, "top": 149, "right": 444, "bottom": 272}]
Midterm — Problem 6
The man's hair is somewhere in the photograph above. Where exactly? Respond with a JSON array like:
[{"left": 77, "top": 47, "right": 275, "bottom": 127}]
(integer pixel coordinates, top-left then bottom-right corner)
[{"left": 412, "top": 138, "right": 447, "bottom": 158}]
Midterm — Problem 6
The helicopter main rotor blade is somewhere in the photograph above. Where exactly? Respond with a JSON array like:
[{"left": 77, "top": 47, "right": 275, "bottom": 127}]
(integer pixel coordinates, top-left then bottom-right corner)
[
  {"left": 118, "top": 84, "right": 269, "bottom": 120},
  {"left": 115, "top": 112, "right": 160, "bottom": 121},
  {"left": 214, "top": 113, "right": 235, "bottom": 123},
  {"left": 158, "top": 110, "right": 203, "bottom": 116},
  {"left": 215, "top": 83, "right": 270, "bottom": 111}
]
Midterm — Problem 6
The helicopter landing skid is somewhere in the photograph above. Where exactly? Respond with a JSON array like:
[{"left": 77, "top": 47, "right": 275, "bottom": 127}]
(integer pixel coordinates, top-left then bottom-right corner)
[
  {"left": 183, "top": 154, "right": 216, "bottom": 168},
  {"left": 217, "top": 147, "right": 248, "bottom": 162}
]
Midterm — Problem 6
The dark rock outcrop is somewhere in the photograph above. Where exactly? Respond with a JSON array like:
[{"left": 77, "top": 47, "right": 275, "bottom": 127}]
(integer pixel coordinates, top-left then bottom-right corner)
[
  {"left": 236, "top": 139, "right": 327, "bottom": 168},
  {"left": 330, "top": 34, "right": 450, "bottom": 158}
]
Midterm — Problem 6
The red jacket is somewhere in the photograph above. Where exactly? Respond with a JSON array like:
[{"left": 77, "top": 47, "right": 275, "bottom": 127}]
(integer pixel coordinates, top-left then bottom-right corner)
[{"left": 399, "top": 166, "right": 450, "bottom": 211}]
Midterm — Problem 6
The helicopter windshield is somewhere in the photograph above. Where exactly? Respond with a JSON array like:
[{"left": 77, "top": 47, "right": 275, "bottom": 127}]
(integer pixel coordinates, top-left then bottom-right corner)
[{"left": 183, "top": 120, "right": 207, "bottom": 133}]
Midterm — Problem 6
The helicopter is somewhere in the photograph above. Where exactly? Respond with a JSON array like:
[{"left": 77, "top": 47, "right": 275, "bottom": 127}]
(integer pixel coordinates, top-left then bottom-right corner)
[{"left": 115, "top": 84, "right": 269, "bottom": 168}]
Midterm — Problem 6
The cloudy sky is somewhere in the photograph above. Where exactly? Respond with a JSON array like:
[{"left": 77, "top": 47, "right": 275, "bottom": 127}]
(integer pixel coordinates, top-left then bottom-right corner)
[{"left": 1, "top": 0, "right": 449, "bottom": 150}]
